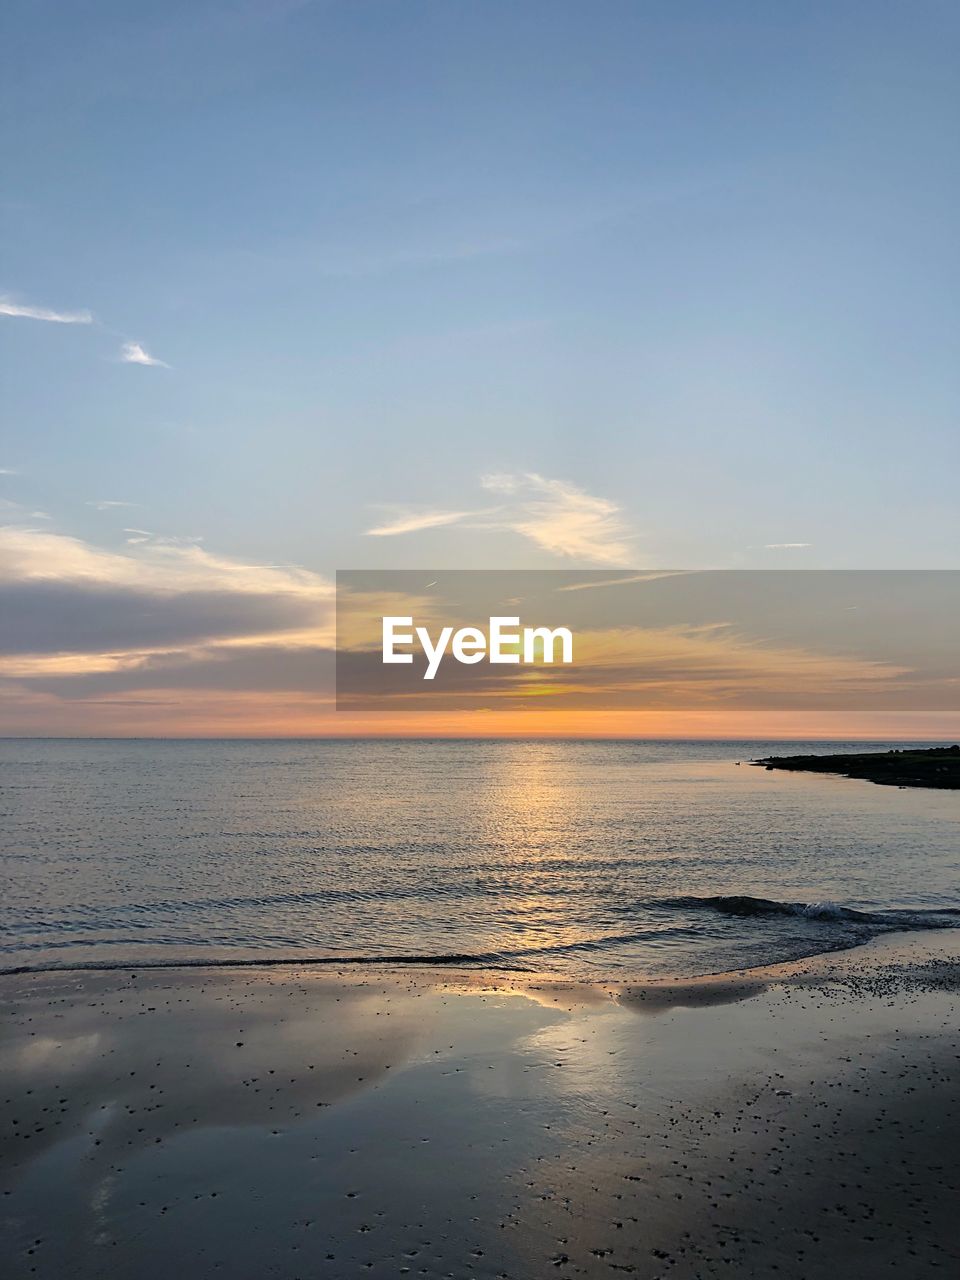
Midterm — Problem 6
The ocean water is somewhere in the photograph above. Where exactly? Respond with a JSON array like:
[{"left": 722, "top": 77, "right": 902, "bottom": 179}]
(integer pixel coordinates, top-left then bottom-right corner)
[{"left": 1, "top": 739, "right": 958, "bottom": 979}]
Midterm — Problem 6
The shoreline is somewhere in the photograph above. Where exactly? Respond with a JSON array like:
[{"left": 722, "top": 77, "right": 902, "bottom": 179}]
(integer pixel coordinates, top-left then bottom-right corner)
[
  {"left": 4, "top": 920, "right": 959, "bottom": 987},
  {"left": 3, "top": 931, "right": 959, "bottom": 1277},
  {"left": 753, "top": 744, "right": 960, "bottom": 789}
]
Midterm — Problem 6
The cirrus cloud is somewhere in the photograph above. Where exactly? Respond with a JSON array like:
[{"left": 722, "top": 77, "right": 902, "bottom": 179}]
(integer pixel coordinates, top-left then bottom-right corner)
[
  {"left": 120, "top": 341, "right": 169, "bottom": 368},
  {"left": 0, "top": 294, "right": 93, "bottom": 324},
  {"left": 364, "top": 472, "right": 634, "bottom": 565},
  {"left": 2, "top": 291, "right": 171, "bottom": 372},
  {"left": 366, "top": 509, "right": 479, "bottom": 538}
]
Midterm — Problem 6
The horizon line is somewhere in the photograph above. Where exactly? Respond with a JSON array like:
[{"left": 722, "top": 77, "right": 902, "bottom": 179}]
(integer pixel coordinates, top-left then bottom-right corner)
[{"left": 1, "top": 734, "right": 956, "bottom": 744}]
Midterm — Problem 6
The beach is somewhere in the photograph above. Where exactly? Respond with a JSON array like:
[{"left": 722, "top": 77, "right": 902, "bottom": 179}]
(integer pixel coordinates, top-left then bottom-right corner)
[
  {"left": 3, "top": 932, "right": 958, "bottom": 1279},
  {"left": 6, "top": 0, "right": 958, "bottom": 1271},
  {"left": 3, "top": 740, "right": 958, "bottom": 1276}
]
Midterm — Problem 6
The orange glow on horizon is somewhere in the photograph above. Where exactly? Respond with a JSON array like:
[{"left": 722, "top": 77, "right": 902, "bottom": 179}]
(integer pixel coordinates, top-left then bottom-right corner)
[{"left": 2, "top": 686, "right": 956, "bottom": 740}]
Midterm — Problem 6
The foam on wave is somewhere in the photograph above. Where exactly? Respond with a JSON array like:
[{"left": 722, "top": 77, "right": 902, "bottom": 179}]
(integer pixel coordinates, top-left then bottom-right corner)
[
  {"left": 663, "top": 893, "right": 960, "bottom": 928},
  {"left": 4, "top": 896, "right": 956, "bottom": 978}
]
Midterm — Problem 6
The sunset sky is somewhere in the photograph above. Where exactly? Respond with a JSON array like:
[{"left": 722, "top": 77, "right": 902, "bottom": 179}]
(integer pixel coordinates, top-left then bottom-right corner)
[{"left": 2, "top": 2, "right": 958, "bottom": 736}]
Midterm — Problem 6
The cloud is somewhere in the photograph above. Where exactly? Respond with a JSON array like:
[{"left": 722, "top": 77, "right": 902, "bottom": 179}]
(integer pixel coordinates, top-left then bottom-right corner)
[
  {"left": 366, "top": 509, "right": 478, "bottom": 538},
  {"left": 0, "top": 294, "right": 93, "bottom": 324},
  {"left": 483, "top": 472, "right": 633, "bottom": 564},
  {"left": 0, "top": 468, "right": 18, "bottom": 476},
  {"left": 333, "top": 605, "right": 921, "bottom": 717},
  {"left": 568, "top": 622, "right": 907, "bottom": 690},
  {"left": 0, "top": 525, "right": 334, "bottom": 681},
  {"left": 1, "top": 296, "right": 172, "bottom": 376},
  {"left": 764, "top": 542, "right": 812, "bottom": 550},
  {"left": 0, "top": 526, "right": 328, "bottom": 599},
  {"left": 0, "top": 497, "right": 50, "bottom": 521},
  {"left": 120, "top": 341, "right": 169, "bottom": 368},
  {"left": 555, "top": 572, "right": 684, "bottom": 592},
  {"left": 1, "top": 295, "right": 172, "bottom": 376},
  {"left": 0, "top": 583, "right": 315, "bottom": 659},
  {"left": 363, "top": 472, "right": 634, "bottom": 565},
  {"left": 87, "top": 499, "right": 138, "bottom": 512}
]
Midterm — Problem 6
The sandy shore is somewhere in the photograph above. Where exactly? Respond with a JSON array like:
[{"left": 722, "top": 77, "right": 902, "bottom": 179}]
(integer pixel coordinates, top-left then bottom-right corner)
[{"left": 2, "top": 934, "right": 959, "bottom": 1279}]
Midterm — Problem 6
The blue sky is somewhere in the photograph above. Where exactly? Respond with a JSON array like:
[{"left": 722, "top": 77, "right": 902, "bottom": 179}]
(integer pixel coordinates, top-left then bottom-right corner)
[{"left": 1, "top": 2, "right": 958, "bottom": 732}]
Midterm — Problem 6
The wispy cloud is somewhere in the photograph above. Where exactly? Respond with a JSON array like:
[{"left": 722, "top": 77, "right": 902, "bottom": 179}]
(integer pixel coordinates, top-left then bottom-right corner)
[
  {"left": 0, "top": 525, "right": 327, "bottom": 599},
  {"left": 87, "top": 499, "right": 138, "bottom": 512},
  {"left": 0, "top": 497, "right": 48, "bottom": 521},
  {"left": 556, "top": 572, "right": 683, "bottom": 592},
  {"left": 0, "top": 294, "right": 93, "bottom": 324},
  {"left": 1, "top": 294, "right": 171, "bottom": 376},
  {"left": 0, "top": 468, "right": 18, "bottom": 476},
  {"left": 120, "top": 341, "right": 169, "bottom": 368},
  {"left": 481, "top": 473, "right": 633, "bottom": 564},
  {"left": 366, "top": 509, "right": 478, "bottom": 538},
  {"left": 363, "top": 472, "right": 634, "bottom": 566},
  {"left": 764, "top": 542, "right": 812, "bottom": 550}
]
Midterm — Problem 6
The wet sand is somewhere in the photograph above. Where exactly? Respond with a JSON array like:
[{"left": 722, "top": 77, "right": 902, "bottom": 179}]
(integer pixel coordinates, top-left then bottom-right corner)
[{"left": 2, "top": 934, "right": 959, "bottom": 1279}]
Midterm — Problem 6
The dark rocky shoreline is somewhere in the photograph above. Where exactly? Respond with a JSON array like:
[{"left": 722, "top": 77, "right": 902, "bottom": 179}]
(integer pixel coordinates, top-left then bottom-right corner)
[{"left": 753, "top": 744, "right": 960, "bottom": 789}]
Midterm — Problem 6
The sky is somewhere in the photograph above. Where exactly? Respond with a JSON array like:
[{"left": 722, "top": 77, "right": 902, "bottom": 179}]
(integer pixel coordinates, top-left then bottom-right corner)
[
  {"left": 1, "top": 2, "right": 958, "bottom": 735},
  {"left": 331, "top": 570, "right": 960, "bottom": 738}
]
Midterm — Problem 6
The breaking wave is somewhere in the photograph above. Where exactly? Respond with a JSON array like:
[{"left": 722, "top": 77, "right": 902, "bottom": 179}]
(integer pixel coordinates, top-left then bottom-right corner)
[
  {"left": 3, "top": 896, "right": 957, "bottom": 978},
  {"left": 661, "top": 894, "right": 960, "bottom": 930}
]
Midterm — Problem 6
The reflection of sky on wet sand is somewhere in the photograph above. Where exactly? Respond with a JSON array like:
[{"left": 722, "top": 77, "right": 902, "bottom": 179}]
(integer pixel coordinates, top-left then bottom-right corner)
[{"left": 4, "top": 943, "right": 960, "bottom": 1278}]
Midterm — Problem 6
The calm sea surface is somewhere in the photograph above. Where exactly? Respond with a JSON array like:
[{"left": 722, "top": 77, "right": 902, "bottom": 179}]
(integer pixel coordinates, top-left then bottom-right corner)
[{"left": 1, "top": 739, "right": 958, "bottom": 978}]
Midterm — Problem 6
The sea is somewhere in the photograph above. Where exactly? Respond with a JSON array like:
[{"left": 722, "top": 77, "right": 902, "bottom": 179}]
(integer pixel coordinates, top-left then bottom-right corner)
[{"left": 1, "top": 739, "right": 958, "bottom": 979}]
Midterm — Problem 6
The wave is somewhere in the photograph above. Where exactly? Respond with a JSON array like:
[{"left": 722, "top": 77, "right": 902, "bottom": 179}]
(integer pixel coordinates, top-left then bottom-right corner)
[
  {"left": 0, "top": 951, "right": 524, "bottom": 977},
  {"left": 0, "top": 926, "right": 705, "bottom": 977},
  {"left": 3, "top": 895, "right": 956, "bottom": 979},
  {"left": 662, "top": 894, "right": 960, "bottom": 929}
]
